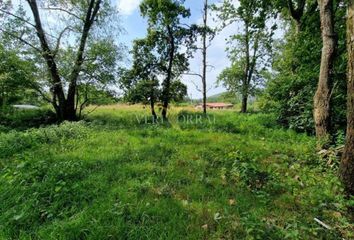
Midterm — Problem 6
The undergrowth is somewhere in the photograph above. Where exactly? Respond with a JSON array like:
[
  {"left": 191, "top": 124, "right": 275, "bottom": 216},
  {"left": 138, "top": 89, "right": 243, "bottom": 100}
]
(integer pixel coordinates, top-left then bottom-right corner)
[{"left": 0, "top": 106, "right": 352, "bottom": 239}]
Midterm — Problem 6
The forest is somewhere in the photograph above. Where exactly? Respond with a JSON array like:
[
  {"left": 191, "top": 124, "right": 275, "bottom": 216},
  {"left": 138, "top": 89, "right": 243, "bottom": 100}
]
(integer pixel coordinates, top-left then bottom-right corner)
[{"left": 0, "top": 0, "right": 353, "bottom": 239}]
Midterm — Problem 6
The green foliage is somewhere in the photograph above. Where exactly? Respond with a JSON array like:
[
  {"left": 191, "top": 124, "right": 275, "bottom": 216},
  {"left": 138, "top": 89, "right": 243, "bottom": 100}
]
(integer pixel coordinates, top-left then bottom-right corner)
[
  {"left": 214, "top": 0, "right": 276, "bottom": 107},
  {"left": 0, "top": 121, "right": 88, "bottom": 158},
  {"left": 0, "top": 0, "right": 123, "bottom": 120},
  {"left": 0, "top": 107, "right": 352, "bottom": 239},
  {"left": 0, "top": 108, "right": 56, "bottom": 131},
  {"left": 119, "top": 37, "right": 188, "bottom": 110},
  {"left": 0, "top": 44, "right": 38, "bottom": 110},
  {"left": 137, "top": 0, "right": 199, "bottom": 117},
  {"left": 261, "top": 1, "right": 347, "bottom": 134}
]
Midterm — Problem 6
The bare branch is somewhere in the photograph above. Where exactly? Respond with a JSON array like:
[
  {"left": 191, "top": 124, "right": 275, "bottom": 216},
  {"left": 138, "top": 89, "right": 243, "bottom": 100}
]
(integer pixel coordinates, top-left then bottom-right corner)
[
  {"left": 190, "top": 79, "right": 202, "bottom": 93},
  {"left": 206, "top": 86, "right": 213, "bottom": 93},
  {"left": 183, "top": 72, "right": 203, "bottom": 79},
  {"left": 53, "top": 26, "right": 73, "bottom": 56},
  {"left": 41, "top": 7, "right": 83, "bottom": 21}
]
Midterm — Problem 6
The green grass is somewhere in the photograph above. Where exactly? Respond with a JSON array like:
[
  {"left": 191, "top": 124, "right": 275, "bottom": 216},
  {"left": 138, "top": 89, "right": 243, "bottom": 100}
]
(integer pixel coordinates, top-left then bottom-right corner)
[{"left": 0, "top": 105, "right": 352, "bottom": 239}]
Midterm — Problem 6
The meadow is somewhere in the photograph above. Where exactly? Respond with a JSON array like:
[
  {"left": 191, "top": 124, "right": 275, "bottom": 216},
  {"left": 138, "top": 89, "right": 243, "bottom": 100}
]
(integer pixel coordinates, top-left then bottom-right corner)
[{"left": 0, "top": 105, "right": 352, "bottom": 239}]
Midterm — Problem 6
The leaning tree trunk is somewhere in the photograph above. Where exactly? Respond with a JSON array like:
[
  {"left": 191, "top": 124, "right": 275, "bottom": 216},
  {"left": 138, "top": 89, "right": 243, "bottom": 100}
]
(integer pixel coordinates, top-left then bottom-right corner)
[
  {"left": 27, "top": 0, "right": 101, "bottom": 121},
  {"left": 340, "top": 0, "right": 354, "bottom": 196},
  {"left": 314, "top": 0, "right": 336, "bottom": 147},
  {"left": 65, "top": 0, "right": 101, "bottom": 121},
  {"left": 27, "top": 0, "right": 66, "bottom": 120}
]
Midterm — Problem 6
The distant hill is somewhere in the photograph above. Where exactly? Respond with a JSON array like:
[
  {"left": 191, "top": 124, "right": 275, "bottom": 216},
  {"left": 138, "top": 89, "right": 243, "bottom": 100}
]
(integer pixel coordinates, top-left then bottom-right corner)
[
  {"left": 186, "top": 92, "right": 255, "bottom": 105},
  {"left": 206, "top": 92, "right": 240, "bottom": 104}
]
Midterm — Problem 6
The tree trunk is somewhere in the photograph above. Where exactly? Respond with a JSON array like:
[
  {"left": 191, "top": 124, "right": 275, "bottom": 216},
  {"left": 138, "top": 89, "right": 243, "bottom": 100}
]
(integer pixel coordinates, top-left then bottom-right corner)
[
  {"left": 340, "top": 0, "right": 354, "bottom": 196},
  {"left": 27, "top": 0, "right": 101, "bottom": 122},
  {"left": 241, "top": 21, "right": 250, "bottom": 114},
  {"left": 66, "top": 0, "right": 101, "bottom": 121},
  {"left": 27, "top": 0, "right": 67, "bottom": 120},
  {"left": 150, "top": 98, "right": 157, "bottom": 121},
  {"left": 161, "top": 25, "right": 175, "bottom": 120},
  {"left": 202, "top": 0, "right": 208, "bottom": 115},
  {"left": 241, "top": 93, "right": 248, "bottom": 113},
  {"left": 287, "top": 0, "right": 306, "bottom": 34},
  {"left": 314, "top": 0, "right": 336, "bottom": 147}
]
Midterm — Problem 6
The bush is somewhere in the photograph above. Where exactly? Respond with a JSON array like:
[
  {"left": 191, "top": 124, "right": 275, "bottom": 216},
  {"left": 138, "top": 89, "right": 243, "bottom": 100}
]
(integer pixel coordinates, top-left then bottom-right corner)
[
  {"left": 0, "top": 107, "right": 56, "bottom": 131},
  {"left": 0, "top": 121, "right": 89, "bottom": 158}
]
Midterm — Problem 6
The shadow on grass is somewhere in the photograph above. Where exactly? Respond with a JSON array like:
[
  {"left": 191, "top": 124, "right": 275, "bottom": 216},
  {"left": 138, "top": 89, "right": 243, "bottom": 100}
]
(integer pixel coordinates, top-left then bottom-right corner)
[{"left": 0, "top": 108, "right": 57, "bottom": 132}]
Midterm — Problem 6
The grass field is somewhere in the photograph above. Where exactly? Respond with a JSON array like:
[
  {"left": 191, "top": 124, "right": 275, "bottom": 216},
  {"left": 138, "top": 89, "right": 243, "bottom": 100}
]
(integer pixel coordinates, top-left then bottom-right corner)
[{"left": 0, "top": 105, "right": 353, "bottom": 239}]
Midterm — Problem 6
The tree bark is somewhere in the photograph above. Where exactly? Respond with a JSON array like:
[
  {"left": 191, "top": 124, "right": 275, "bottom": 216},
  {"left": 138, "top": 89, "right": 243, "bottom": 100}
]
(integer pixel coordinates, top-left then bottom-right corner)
[
  {"left": 66, "top": 0, "right": 101, "bottom": 121},
  {"left": 27, "top": 0, "right": 66, "bottom": 120},
  {"left": 340, "top": 0, "right": 354, "bottom": 196},
  {"left": 241, "top": 21, "right": 250, "bottom": 113},
  {"left": 202, "top": 0, "right": 208, "bottom": 115},
  {"left": 314, "top": 0, "right": 336, "bottom": 147},
  {"left": 161, "top": 25, "right": 175, "bottom": 120},
  {"left": 241, "top": 94, "right": 248, "bottom": 113},
  {"left": 150, "top": 97, "right": 157, "bottom": 121},
  {"left": 287, "top": 0, "right": 306, "bottom": 34},
  {"left": 26, "top": 0, "right": 102, "bottom": 121}
]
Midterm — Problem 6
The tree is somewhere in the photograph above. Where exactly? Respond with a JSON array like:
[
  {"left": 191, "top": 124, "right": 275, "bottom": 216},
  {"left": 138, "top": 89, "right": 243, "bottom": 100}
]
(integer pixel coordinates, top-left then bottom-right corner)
[
  {"left": 287, "top": 0, "right": 306, "bottom": 32},
  {"left": 201, "top": 0, "right": 212, "bottom": 115},
  {"left": 60, "top": 38, "right": 122, "bottom": 118},
  {"left": 140, "top": 0, "right": 196, "bottom": 120},
  {"left": 0, "top": 44, "right": 36, "bottom": 111},
  {"left": 314, "top": 0, "right": 336, "bottom": 146},
  {"left": 214, "top": 0, "right": 275, "bottom": 113},
  {"left": 217, "top": 61, "right": 263, "bottom": 106},
  {"left": 340, "top": 0, "right": 354, "bottom": 195},
  {"left": 262, "top": 0, "right": 346, "bottom": 134},
  {"left": 0, "top": 0, "right": 120, "bottom": 121},
  {"left": 272, "top": 0, "right": 310, "bottom": 33},
  {"left": 183, "top": 0, "right": 214, "bottom": 115},
  {"left": 120, "top": 37, "right": 187, "bottom": 120},
  {"left": 120, "top": 38, "right": 161, "bottom": 119}
]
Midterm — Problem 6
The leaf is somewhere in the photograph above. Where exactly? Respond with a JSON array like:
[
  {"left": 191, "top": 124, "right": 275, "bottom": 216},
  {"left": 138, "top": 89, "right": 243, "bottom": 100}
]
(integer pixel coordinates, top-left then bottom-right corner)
[
  {"left": 214, "top": 212, "right": 222, "bottom": 221},
  {"left": 13, "top": 213, "right": 23, "bottom": 221}
]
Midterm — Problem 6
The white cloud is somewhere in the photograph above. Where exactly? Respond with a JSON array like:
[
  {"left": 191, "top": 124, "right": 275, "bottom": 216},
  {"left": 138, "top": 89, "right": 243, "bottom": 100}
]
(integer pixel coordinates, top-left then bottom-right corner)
[{"left": 117, "top": 0, "right": 142, "bottom": 15}]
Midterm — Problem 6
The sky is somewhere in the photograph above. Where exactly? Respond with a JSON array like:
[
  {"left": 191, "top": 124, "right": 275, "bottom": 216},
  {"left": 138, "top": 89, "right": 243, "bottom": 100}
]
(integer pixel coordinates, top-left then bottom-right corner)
[{"left": 116, "top": 0, "right": 236, "bottom": 99}]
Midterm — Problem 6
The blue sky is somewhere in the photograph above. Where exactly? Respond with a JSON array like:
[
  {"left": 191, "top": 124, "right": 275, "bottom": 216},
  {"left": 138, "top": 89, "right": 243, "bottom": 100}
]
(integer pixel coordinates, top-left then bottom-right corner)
[{"left": 117, "top": 0, "right": 233, "bottom": 99}]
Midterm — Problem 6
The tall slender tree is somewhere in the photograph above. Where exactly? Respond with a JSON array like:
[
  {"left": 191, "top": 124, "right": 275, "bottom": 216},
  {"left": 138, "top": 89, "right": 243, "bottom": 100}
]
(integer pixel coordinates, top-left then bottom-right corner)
[
  {"left": 314, "top": 0, "right": 336, "bottom": 146},
  {"left": 202, "top": 0, "right": 209, "bottom": 115},
  {"left": 214, "top": 0, "right": 274, "bottom": 113},
  {"left": 120, "top": 38, "right": 161, "bottom": 120},
  {"left": 140, "top": 0, "right": 196, "bottom": 120},
  {"left": 340, "top": 0, "right": 354, "bottom": 195}
]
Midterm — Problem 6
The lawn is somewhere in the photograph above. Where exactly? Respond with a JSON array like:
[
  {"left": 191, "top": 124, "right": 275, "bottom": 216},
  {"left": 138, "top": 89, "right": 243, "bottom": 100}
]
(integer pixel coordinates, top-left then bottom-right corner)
[{"left": 0, "top": 105, "right": 352, "bottom": 239}]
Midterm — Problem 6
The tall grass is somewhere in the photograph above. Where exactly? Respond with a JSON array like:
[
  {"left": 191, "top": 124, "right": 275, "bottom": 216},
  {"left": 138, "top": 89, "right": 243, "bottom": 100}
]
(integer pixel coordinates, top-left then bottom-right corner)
[{"left": 0, "top": 105, "right": 352, "bottom": 239}]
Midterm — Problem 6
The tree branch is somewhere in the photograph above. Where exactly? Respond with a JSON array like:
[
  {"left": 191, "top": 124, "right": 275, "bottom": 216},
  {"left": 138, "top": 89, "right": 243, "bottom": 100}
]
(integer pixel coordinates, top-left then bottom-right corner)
[
  {"left": 0, "top": 8, "right": 36, "bottom": 28},
  {"left": 0, "top": 28, "right": 41, "bottom": 52},
  {"left": 41, "top": 7, "right": 83, "bottom": 21},
  {"left": 183, "top": 72, "right": 203, "bottom": 79},
  {"left": 53, "top": 26, "right": 73, "bottom": 56}
]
